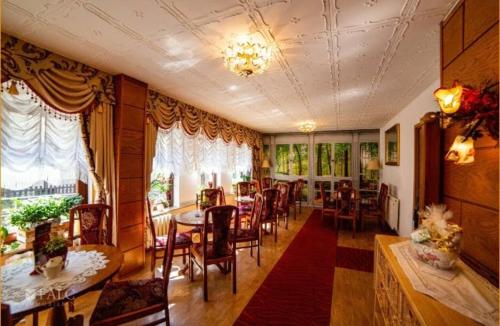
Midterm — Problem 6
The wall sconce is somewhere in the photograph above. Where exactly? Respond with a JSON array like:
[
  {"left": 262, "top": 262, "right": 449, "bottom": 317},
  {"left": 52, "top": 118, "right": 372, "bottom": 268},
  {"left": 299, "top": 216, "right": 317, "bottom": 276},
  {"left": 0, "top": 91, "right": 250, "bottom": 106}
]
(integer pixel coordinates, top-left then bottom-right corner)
[
  {"left": 433, "top": 82, "right": 463, "bottom": 115},
  {"left": 445, "top": 135, "right": 475, "bottom": 165}
]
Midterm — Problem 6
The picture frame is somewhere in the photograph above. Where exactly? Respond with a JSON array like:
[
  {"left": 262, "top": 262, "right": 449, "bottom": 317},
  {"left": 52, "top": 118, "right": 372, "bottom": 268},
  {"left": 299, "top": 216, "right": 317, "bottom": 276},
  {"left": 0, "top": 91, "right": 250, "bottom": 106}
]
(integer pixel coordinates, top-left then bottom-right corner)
[{"left": 385, "top": 124, "right": 400, "bottom": 166}]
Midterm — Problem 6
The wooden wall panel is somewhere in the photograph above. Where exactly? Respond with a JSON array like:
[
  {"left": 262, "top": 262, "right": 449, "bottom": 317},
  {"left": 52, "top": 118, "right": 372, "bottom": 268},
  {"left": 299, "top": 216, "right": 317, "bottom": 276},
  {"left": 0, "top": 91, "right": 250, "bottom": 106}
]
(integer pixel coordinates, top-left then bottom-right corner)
[
  {"left": 461, "top": 203, "right": 499, "bottom": 275},
  {"left": 440, "top": 0, "right": 499, "bottom": 285},
  {"left": 114, "top": 74, "right": 148, "bottom": 275},
  {"left": 442, "top": 7, "right": 463, "bottom": 67},
  {"left": 463, "top": 0, "right": 498, "bottom": 47},
  {"left": 443, "top": 24, "right": 498, "bottom": 86}
]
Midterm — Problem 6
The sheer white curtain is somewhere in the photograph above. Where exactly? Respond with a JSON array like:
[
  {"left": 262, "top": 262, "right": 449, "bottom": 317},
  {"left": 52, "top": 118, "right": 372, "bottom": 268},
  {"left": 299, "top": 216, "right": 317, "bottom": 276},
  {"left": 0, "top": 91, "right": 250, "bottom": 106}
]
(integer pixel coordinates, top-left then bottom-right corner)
[
  {"left": 153, "top": 126, "right": 252, "bottom": 177},
  {"left": 1, "top": 81, "right": 86, "bottom": 190}
]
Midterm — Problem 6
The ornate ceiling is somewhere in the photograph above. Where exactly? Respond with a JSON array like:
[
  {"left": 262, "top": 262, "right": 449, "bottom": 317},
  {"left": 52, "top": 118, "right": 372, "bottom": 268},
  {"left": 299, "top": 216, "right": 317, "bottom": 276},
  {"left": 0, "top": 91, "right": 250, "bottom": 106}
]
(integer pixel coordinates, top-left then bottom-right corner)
[{"left": 2, "top": 0, "right": 456, "bottom": 133}]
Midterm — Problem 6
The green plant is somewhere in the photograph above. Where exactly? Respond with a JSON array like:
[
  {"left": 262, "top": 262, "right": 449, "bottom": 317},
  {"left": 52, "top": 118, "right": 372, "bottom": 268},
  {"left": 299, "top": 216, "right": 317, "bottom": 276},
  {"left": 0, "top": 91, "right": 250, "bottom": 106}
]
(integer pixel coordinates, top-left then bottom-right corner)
[
  {"left": 43, "top": 237, "right": 67, "bottom": 255},
  {"left": 9, "top": 195, "right": 83, "bottom": 230},
  {"left": 151, "top": 174, "right": 168, "bottom": 193}
]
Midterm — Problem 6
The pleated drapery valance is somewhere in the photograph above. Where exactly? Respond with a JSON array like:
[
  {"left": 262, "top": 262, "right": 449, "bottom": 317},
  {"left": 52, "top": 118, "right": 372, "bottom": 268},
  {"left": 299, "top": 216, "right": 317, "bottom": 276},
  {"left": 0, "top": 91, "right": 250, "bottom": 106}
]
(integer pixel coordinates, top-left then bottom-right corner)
[
  {"left": 146, "top": 89, "right": 262, "bottom": 150},
  {"left": 1, "top": 33, "right": 115, "bottom": 113}
]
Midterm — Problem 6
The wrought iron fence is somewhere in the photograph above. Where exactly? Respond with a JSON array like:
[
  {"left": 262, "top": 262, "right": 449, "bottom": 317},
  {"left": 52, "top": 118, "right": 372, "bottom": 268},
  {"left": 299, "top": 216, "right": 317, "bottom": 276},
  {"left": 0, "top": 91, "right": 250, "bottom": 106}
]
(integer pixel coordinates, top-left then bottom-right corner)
[{"left": 2, "top": 182, "right": 76, "bottom": 199}]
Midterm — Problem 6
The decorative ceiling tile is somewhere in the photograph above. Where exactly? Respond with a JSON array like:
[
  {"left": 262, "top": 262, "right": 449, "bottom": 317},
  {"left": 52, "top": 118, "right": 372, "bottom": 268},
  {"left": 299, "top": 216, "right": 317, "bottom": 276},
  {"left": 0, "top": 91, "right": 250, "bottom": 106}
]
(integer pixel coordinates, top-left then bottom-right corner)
[{"left": 1, "top": 0, "right": 458, "bottom": 132}]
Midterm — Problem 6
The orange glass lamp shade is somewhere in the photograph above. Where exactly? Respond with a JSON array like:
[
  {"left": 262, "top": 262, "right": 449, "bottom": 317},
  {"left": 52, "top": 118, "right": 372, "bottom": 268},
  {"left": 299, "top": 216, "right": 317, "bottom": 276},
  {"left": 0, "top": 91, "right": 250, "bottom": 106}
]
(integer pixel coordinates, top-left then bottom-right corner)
[
  {"left": 445, "top": 135, "right": 475, "bottom": 164},
  {"left": 434, "top": 82, "right": 463, "bottom": 114}
]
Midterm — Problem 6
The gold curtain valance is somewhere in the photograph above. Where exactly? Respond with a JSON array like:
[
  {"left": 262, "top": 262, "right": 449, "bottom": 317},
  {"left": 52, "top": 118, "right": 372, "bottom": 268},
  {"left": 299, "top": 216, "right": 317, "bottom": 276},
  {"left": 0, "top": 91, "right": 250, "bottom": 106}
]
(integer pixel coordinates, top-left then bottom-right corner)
[
  {"left": 1, "top": 33, "right": 115, "bottom": 113},
  {"left": 146, "top": 89, "right": 262, "bottom": 149}
]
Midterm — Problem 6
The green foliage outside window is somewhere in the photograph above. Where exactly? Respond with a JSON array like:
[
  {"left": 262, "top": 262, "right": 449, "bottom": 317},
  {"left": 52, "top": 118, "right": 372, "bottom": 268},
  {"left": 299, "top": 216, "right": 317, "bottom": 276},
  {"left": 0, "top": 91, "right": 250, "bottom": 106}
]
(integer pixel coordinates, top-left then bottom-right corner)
[
  {"left": 291, "top": 144, "right": 308, "bottom": 176},
  {"left": 315, "top": 143, "right": 332, "bottom": 176},
  {"left": 275, "top": 144, "right": 290, "bottom": 175},
  {"left": 334, "top": 143, "right": 351, "bottom": 177}
]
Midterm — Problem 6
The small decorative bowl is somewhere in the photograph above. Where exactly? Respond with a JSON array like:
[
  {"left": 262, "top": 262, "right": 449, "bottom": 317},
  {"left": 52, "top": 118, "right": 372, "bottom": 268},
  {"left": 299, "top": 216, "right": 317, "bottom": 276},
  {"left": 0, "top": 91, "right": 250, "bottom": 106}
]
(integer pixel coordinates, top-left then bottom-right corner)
[{"left": 410, "top": 241, "right": 459, "bottom": 270}]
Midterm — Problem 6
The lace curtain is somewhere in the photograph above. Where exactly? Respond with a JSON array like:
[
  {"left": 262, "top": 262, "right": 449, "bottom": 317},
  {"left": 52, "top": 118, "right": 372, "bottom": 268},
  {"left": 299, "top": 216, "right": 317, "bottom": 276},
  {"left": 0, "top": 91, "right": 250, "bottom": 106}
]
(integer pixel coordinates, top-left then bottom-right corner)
[
  {"left": 153, "top": 126, "right": 252, "bottom": 177},
  {"left": 1, "top": 80, "right": 86, "bottom": 190}
]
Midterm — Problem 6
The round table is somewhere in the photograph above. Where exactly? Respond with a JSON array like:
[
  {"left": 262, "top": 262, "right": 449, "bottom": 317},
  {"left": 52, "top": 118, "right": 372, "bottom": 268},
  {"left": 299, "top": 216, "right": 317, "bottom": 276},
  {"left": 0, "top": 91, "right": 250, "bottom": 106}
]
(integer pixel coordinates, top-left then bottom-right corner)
[
  {"left": 174, "top": 210, "right": 207, "bottom": 227},
  {"left": 2, "top": 244, "right": 123, "bottom": 324}
]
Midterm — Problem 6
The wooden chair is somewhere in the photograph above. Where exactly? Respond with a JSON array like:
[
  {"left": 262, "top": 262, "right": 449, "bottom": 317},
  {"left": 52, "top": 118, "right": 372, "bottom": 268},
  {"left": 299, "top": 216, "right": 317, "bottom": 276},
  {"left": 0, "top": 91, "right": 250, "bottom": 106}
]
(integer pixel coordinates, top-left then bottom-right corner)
[
  {"left": 69, "top": 204, "right": 113, "bottom": 245},
  {"left": 260, "top": 188, "right": 280, "bottom": 244},
  {"left": 1, "top": 304, "right": 84, "bottom": 326},
  {"left": 90, "top": 219, "right": 177, "bottom": 325},
  {"left": 276, "top": 183, "right": 290, "bottom": 230},
  {"left": 361, "top": 183, "right": 389, "bottom": 229},
  {"left": 320, "top": 183, "right": 337, "bottom": 221},
  {"left": 287, "top": 181, "right": 299, "bottom": 219},
  {"left": 190, "top": 205, "right": 238, "bottom": 301},
  {"left": 197, "top": 188, "right": 225, "bottom": 210},
  {"left": 250, "top": 179, "right": 261, "bottom": 195},
  {"left": 262, "top": 177, "right": 272, "bottom": 189},
  {"left": 296, "top": 178, "right": 305, "bottom": 214},
  {"left": 338, "top": 179, "right": 353, "bottom": 189},
  {"left": 230, "top": 193, "right": 263, "bottom": 266},
  {"left": 335, "top": 188, "right": 358, "bottom": 238},
  {"left": 236, "top": 181, "right": 253, "bottom": 221},
  {"left": 146, "top": 198, "right": 192, "bottom": 272}
]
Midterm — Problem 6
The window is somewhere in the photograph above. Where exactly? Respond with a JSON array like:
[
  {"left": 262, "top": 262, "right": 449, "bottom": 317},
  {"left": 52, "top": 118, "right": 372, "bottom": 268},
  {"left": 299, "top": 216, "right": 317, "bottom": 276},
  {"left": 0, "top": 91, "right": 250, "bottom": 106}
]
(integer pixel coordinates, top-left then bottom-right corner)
[
  {"left": 333, "top": 143, "right": 351, "bottom": 177},
  {"left": 314, "top": 143, "right": 332, "bottom": 176},
  {"left": 360, "top": 142, "right": 379, "bottom": 190},
  {"left": 291, "top": 144, "right": 308, "bottom": 176},
  {"left": 275, "top": 144, "right": 290, "bottom": 175}
]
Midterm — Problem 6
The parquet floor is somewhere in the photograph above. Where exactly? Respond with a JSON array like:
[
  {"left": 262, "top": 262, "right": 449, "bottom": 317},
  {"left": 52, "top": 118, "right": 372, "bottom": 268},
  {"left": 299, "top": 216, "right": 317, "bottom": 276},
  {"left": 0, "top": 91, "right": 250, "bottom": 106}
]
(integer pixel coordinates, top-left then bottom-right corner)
[{"left": 15, "top": 204, "right": 380, "bottom": 326}]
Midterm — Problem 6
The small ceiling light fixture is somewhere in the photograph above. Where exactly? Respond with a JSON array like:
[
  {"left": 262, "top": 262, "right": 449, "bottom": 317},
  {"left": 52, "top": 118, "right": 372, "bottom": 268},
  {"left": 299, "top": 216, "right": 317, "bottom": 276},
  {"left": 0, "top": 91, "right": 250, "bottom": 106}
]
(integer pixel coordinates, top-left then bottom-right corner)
[
  {"left": 298, "top": 120, "right": 316, "bottom": 133},
  {"left": 224, "top": 33, "right": 273, "bottom": 77}
]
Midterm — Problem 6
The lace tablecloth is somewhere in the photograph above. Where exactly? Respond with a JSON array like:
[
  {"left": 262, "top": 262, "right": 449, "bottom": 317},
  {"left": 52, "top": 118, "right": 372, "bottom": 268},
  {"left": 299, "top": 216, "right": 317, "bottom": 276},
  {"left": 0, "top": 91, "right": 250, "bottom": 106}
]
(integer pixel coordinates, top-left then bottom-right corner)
[
  {"left": 2, "top": 250, "right": 109, "bottom": 303},
  {"left": 390, "top": 241, "right": 499, "bottom": 326}
]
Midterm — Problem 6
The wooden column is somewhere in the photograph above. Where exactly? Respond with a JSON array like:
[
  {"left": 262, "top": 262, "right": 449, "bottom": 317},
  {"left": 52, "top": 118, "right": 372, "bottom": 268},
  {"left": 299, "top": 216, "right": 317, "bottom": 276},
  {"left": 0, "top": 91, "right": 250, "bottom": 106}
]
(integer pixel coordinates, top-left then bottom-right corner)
[{"left": 114, "top": 75, "right": 147, "bottom": 275}]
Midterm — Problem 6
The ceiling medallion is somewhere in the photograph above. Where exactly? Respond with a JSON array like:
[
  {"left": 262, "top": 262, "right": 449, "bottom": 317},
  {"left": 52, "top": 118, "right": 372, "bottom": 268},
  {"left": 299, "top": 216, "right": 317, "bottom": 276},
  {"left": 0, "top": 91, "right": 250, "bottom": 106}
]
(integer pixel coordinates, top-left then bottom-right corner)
[
  {"left": 298, "top": 120, "right": 316, "bottom": 133},
  {"left": 224, "top": 33, "right": 273, "bottom": 77}
]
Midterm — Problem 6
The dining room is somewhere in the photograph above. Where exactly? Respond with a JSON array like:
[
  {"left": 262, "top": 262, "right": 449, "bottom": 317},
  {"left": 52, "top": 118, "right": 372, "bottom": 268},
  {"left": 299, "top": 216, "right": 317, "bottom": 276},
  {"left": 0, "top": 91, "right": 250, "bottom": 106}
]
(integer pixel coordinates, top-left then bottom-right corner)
[{"left": 1, "top": 0, "right": 499, "bottom": 325}]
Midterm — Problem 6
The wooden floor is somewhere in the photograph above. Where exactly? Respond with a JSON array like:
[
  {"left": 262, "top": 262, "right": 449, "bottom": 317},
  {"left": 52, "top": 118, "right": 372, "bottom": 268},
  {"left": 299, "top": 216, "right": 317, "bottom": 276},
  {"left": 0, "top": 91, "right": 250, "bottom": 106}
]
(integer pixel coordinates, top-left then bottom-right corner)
[{"left": 16, "top": 204, "right": 380, "bottom": 326}]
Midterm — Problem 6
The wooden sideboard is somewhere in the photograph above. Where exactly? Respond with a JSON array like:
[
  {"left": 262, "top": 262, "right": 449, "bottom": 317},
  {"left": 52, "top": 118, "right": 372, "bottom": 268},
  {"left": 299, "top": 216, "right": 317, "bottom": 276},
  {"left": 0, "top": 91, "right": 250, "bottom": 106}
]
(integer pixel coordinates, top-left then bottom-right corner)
[{"left": 374, "top": 235, "right": 482, "bottom": 325}]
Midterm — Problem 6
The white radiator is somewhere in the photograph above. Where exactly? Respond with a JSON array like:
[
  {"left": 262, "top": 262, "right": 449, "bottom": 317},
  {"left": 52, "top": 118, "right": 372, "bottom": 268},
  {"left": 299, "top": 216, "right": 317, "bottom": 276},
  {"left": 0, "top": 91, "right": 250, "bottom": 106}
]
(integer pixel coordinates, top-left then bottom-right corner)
[
  {"left": 146, "top": 215, "right": 170, "bottom": 248},
  {"left": 386, "top": 195, "right": 400, "bottom": 231}
]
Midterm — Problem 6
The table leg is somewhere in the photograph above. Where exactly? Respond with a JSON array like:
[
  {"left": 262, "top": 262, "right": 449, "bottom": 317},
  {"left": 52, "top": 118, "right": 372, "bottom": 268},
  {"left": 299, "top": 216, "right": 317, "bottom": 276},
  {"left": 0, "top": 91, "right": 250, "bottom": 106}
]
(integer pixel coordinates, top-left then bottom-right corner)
[{"left": 45, "top": 303, "right": 67, "bottom": 326}]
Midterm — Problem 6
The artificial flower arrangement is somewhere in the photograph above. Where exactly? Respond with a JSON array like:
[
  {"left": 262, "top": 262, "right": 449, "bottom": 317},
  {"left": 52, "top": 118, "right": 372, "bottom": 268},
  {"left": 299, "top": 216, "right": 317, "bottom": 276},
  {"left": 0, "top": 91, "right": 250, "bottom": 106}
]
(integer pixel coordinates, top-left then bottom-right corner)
[{"left": 410, "top": 204, "right": 463, "bottom": 270}]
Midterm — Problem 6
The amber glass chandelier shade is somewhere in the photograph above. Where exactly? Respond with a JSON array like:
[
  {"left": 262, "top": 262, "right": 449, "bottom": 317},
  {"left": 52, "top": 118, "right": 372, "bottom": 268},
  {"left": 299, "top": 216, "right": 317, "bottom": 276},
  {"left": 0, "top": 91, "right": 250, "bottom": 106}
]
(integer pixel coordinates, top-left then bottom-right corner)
[
  {"left": 445, "top": 135, "right": 475, "bottom": 164},
  {"left": 433, "top": 82, "right": 463, "bottom": 114}
]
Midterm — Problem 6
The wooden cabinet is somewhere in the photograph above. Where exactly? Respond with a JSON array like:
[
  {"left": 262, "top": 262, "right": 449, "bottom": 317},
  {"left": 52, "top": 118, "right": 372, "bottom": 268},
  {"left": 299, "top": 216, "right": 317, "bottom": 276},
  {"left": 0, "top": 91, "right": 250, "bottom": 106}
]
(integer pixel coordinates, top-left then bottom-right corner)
[{"left": 374, "top": 235, "right": 481, "bottom": 325}]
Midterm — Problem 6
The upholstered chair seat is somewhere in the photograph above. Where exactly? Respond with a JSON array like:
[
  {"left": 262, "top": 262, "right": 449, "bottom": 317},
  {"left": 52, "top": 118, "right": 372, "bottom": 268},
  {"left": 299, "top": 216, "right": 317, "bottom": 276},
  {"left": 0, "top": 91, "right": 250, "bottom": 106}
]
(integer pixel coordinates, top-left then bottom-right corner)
[{"left": 155, "top": 232, "right": 192, "bottom": 247}]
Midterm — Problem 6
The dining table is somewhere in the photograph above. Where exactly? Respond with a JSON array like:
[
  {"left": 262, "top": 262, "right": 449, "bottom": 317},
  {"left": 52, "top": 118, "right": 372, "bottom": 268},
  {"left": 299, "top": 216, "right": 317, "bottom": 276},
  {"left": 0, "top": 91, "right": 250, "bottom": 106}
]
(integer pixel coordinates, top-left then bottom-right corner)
[{"left": 1, "top": 244, "right": 123, "bottom": 325}]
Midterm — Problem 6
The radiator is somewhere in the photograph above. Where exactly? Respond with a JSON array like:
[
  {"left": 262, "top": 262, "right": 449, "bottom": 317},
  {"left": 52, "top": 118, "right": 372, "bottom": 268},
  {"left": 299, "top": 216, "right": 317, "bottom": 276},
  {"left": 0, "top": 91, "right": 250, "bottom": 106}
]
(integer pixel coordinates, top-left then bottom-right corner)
[
  {"left": 386, "top": 195, "right": 400, "bottom": 231},
  {"left": 146, "top": 215, "right": 170, "bottom": 248}
]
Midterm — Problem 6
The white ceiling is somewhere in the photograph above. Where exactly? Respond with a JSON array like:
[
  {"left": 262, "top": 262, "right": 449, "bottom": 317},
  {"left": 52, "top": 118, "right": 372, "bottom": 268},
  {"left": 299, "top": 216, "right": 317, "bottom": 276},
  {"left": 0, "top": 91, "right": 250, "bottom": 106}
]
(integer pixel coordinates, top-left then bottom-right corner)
[{"left": 2, "top": 0, "right": 456, "bottom": 133}]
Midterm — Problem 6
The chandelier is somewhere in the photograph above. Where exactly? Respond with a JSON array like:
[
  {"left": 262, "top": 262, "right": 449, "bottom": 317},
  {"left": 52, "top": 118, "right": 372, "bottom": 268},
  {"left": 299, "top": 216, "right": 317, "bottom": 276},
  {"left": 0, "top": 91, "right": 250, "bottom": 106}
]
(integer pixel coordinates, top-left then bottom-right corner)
[
  {"left": 224, "top": 33, "right": 273, "bottom": 77},
  {"left": 298, "top": 121, "right": 316, "bottom": 133}
]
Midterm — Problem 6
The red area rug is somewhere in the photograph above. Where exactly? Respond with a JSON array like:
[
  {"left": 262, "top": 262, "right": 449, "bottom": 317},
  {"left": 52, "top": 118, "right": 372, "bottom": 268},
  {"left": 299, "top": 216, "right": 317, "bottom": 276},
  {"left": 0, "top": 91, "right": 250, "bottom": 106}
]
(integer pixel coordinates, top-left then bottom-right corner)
[
  {"left": 335, "top": 246, "right": 374, "bottom": 273},
  {"left": 234, "top": 209, "right": 337, "bottom": 326}
]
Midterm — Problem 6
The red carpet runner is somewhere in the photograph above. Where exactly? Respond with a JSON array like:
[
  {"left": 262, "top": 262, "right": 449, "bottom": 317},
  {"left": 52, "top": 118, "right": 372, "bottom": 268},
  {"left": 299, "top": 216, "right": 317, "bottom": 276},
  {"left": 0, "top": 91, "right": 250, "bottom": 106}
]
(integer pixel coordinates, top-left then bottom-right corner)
[{"left": 234, "top": 209, "right": 337, "bottom": 326}]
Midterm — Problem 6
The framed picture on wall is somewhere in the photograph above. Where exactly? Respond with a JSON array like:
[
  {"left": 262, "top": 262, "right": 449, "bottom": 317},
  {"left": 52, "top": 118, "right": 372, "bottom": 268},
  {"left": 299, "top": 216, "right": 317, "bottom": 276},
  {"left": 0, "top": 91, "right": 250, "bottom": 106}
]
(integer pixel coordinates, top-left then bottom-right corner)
[{"left": 385, "top": 124, "right": 400, "bottom": 166}]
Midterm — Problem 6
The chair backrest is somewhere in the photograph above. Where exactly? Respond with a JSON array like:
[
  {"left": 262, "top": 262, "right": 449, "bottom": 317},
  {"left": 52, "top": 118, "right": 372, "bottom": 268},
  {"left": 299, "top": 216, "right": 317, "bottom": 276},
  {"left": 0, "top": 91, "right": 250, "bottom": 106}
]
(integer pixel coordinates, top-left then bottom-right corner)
[
  {"left": 261, "top": 188, "right": 279, "bottom": 222},
  {"left": 320, "top": 182, "right": 331, "bottom": 207},
  {"left": 379, "top": 183, "right": 389, "bottom": 211},
  {"left": 250, "top": 193, "right": 264, "bottom": 231},
  {"left": 262, "top": 177, "right": 272, "bottom": 189},
  {"left": 1, "top": 304, "right": 12, "bottom": 326},
  {"left": 69, "top": 204, "right": 113, "bottom": 245},
  {"left": 237, "top": 182, "right": 252, "bottom": 197},
  {"left": 199, "top": 188, "right": 224, "bottom": 209},
  {"left": 338, "top": 179, "right": 353, "bottom": 189},
  {"left": 146, "top": 197, "right": 158, "bottom": 247},
  {"left": 295, "top": 179, "right": 304, "bottom": 201},
  {"left": 277, "top": 183, "right": 290, "bottom": 213},
  {"left": 218, "top": 186, "right": 226, "bottom": 205},
  {"left": 204, "top": 206, "right": 238, "bottom": 259},
  {"left": 287, "top": 181, "right": 297, "bottom": 204},
  {"left": 251, "top": 179, "right": 261, "bottom": 194},
  {"left": 162, "top": 219, "right": 177, "bottom": 298},
  {"left": 336, "top": 188, "right": 356, "bottom": 214}
]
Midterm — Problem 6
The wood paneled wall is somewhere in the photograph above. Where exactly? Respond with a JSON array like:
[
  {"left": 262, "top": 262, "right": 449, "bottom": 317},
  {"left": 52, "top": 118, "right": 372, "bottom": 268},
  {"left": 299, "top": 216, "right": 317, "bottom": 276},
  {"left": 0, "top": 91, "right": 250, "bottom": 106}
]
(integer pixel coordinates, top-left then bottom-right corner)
[
  {"left": 114, "top": 75, "right": 147, "bottom": 275},
  {"left": 441, "top": 0, "right": 499, "bottom": 284}
]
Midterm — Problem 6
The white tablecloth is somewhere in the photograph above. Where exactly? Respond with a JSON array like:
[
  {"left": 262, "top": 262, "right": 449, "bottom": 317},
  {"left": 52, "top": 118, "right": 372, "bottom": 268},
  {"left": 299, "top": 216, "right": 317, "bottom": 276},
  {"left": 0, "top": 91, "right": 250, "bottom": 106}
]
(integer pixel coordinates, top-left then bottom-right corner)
[
  {"left": 2, "top": 250, "right": 109, "bottom": 303},
  {"left": 390, "top": 241, "right": 498, "bottom": 326}
]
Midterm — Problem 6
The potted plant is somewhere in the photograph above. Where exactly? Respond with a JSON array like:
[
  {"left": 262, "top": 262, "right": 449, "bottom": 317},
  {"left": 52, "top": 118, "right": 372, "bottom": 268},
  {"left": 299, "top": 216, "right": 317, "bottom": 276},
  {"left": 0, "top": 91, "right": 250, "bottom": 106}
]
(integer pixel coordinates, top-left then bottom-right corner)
[
  {"left": 43, "top": 236, "right": 69, "bottom": 266},
  {"left": 9, "top": 195, "right": 82, "bottom": 244}
]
